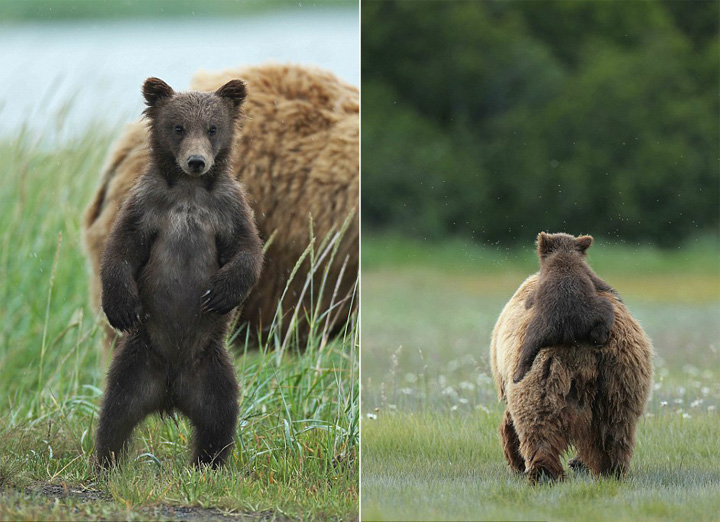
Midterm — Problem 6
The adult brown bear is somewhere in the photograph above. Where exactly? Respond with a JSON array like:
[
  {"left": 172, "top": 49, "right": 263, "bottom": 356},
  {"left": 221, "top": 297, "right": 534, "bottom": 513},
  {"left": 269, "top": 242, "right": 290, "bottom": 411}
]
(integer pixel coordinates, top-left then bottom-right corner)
[
  {"left": 84, "top": 64, "right": 359, "bottom": 349},
  {"left": 491, "top": 269, "right": 653, "bottom": 483}
]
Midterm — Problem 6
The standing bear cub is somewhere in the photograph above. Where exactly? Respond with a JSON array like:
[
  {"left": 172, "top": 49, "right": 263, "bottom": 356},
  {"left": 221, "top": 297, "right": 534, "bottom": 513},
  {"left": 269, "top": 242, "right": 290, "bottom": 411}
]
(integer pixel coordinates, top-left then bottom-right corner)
[
  {"left": 95, "top": 77, "right": 263, "bottom": 468},
  {"left": 513, "top": 232, "right": 615, "bottom": 383}
]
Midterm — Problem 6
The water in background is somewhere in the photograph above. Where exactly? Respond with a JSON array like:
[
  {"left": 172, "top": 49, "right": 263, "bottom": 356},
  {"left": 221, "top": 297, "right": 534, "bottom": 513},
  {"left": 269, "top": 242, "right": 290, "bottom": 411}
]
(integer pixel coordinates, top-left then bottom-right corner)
[{"left": 0, "top": 8, "right": 358, "bottom": 142}]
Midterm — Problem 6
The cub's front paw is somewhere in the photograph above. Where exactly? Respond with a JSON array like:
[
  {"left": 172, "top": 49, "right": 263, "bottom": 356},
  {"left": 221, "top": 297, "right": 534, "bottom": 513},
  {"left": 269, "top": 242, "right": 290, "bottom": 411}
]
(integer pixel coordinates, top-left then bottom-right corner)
[
  {"left": 103, "top": 294, "right": 143, "bottom": 332},
  {"left": 202, "top": 277, "right": 242, "bottom": 316},
  {"left": 589, "top": 322, "right": 611, "bottom": 346}
]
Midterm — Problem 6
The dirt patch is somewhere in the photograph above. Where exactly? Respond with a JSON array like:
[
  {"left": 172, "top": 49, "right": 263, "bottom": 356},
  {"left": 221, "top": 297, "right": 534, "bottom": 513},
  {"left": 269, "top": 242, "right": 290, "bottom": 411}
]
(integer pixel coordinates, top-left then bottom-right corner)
[
  {"left": 17, "top": 482, "right": 292, "bottom": 521},
  {"left": 140, "top": 505, "right": 281, "bottom": 522},
  {"left": 32, "top": 483, "right": 110, "bottom": 502}
]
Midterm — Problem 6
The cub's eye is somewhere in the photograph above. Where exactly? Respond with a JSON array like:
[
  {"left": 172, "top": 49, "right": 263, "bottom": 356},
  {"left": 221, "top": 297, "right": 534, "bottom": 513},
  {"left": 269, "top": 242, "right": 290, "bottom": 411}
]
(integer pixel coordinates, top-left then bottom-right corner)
[
  {"left": 174, "top": 125, "right": 184, "bottom": 135},
  {"left": 208, "top": 125, "right": 217, "bottom": 136}
]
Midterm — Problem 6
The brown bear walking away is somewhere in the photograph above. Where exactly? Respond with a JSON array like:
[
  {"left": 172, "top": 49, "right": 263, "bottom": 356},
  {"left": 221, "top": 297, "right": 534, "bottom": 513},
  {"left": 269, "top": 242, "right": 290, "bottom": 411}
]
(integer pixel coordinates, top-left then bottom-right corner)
[
  {"left": 84, "top": 64, "right": 359, "bottom": 349},
  {"left": 96, "top": 77, "right": 263, "bottom": 468},
  {"left": 491, "top": 268, "right": 653, "bottom": 483}
]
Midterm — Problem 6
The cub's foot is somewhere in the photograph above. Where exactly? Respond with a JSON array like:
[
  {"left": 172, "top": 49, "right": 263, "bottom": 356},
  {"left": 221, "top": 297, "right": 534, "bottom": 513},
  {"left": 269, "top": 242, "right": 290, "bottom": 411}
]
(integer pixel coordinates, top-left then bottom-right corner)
[
  {"left": 568, "top": 456, "right": 588, "bottom": 473},
  {"left": 93, "top": 450, "right": 118, "bottom": 472},
  {"left": 513, "top": 363, "right": 531, "bottom": 384}
]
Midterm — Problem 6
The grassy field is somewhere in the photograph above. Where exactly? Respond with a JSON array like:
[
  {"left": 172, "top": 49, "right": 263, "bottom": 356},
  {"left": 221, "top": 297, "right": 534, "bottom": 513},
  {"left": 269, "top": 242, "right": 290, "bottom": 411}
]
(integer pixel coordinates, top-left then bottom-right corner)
[
  {"left": 0, "top": 125, "right": 358, "bottom": 520},
  {"left": 361, "top": 235, "right": 720, "bottom": 521}
]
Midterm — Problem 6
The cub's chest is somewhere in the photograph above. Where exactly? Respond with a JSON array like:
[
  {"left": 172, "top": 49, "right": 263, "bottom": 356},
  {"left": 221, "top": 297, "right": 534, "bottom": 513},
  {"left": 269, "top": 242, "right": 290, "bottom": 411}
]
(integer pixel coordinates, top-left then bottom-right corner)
[
  {"left": 143, "top": 197, "right": 223, "bottom": 241},
  {"left": 167, "top": 203, "right": 215, "bottom": 233}
]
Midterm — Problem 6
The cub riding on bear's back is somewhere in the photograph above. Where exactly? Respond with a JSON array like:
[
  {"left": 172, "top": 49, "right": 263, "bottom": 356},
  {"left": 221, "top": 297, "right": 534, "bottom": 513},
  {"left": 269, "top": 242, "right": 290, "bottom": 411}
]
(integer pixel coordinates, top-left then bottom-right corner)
[
  {"left": 513, "top": 232, "right": 616, "bottom": 383},
  {"left": 95, "top": 77, "right": 263, "bottom": 469}
]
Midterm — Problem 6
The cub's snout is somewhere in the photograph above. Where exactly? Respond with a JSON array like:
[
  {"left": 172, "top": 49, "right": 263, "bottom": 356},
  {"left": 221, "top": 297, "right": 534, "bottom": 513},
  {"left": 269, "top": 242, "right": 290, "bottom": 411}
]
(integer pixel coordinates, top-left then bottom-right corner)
[
  {"left": 179, "top": 136, "right": 214, "bottom": 176},
  {"left": 186, "top": 154, "right": 208, "bottom": 174}
]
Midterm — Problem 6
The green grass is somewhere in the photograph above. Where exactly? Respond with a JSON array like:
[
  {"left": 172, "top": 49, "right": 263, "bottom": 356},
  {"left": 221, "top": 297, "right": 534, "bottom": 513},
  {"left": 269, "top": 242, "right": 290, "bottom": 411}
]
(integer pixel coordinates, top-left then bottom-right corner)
[
  {"left": 361, "top": 234, "right": 720, "bottom": 521},
  {"left": 362, "top": 233, "right": 720, "bottom": 274},
  {"left": 362, "top": 412, "right": 720, "bottom": 522},
  {"left": 0, "top": 124, "right": 358, "bottom": 520},
  {"left": 1, "top": 0, "right": 354, "bottom": 22}
]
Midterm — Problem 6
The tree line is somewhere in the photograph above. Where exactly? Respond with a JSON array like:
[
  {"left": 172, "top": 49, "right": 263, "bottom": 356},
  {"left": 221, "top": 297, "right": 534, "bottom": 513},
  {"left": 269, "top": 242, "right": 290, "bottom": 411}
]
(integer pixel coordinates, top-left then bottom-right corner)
[{"left": 362, "top": 1, "right": 719, "bottom": 247}]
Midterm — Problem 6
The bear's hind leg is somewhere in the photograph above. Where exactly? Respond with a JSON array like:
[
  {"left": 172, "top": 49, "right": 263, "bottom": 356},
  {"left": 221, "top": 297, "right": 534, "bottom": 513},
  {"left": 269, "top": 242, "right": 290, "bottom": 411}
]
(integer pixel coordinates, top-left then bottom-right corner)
[
  {"left": 577, "top": 420, "right": 634, "bottom": 478},
  {"left": 509, "top": 358, "right": 570, "bottom": 483},
  {"left": 175, "top": 340, "right": 239, "bottom": 468},
  {"left": 96, "top": 330, "right": 164, "bottom": 468},
  {"left": 499, "top": 409, "right": 525, "bottom": 473}
]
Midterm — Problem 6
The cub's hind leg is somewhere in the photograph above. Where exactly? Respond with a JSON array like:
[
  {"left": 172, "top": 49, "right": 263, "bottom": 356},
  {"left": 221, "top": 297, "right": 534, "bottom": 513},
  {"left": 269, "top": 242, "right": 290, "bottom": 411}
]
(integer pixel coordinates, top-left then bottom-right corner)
[
  {"left": 513, "top": 321, "right": 551, "bottom": 383},
  {"left": 95, "top": 329, "right": 165, "bottom": 468},
  {"left": 175, "top": 339, "right": 239, "bottom": 468}
]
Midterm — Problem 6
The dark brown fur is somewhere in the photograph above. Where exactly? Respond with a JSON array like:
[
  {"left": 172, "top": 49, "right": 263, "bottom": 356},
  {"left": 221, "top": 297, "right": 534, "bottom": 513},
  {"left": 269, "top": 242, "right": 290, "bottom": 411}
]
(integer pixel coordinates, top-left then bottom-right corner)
[
  {"left": 513, "top": 232, "right": 616, "bottom": 383},
  {"left": 95, "top": 78, "right": 263, "bottom": 468}
]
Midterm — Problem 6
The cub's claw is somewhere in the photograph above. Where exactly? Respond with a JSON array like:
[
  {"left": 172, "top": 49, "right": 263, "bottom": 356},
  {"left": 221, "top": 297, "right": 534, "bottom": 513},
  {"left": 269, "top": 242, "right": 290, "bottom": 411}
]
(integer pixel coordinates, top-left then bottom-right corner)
[
  {"left": 201, "top": 289, "right": 236, "bottom": 315},
  {"left": 513, "top": 365, "right": 530, "bottom": 384}
]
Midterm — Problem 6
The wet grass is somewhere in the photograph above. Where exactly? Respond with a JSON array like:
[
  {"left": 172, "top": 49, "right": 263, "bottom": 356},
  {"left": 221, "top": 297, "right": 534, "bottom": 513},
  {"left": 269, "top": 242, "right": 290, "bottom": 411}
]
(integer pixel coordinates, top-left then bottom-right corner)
[
  {"left": 361, "top": 234, "right": 720, "bottom": 521},
  {"left": 0, "top": 126, "right": 358, "bottom": 521}
]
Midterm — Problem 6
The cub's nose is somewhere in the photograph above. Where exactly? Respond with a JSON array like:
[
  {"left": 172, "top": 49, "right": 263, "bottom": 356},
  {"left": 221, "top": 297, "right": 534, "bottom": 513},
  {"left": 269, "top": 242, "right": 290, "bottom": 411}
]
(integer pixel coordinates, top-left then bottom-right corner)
[{"left": 187, "top": 155, "right": 206, "bottom": 173}]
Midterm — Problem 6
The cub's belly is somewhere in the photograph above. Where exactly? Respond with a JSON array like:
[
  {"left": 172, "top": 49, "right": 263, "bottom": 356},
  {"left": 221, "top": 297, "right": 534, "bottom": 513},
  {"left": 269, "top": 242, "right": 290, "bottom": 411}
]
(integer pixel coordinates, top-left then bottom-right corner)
[{"left": 138, "top": 229, "right": 220, "bottom": 350}]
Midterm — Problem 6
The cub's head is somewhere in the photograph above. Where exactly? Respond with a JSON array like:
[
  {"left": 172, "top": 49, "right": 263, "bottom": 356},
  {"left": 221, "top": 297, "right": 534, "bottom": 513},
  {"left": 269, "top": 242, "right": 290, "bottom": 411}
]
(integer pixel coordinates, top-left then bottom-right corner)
[
  {"left": 142, "top": 77, "right": 247, "bottom": 177},
  {"left": 536, "top": 232, "right": 593, "bottom": 261}
]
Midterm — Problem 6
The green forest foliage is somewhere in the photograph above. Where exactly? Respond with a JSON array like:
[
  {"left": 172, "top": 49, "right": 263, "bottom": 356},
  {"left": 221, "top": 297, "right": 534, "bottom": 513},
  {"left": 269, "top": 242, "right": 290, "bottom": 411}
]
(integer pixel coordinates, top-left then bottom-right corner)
[{"left": 362, "top": 1, "right": 719, "bottom": 247}]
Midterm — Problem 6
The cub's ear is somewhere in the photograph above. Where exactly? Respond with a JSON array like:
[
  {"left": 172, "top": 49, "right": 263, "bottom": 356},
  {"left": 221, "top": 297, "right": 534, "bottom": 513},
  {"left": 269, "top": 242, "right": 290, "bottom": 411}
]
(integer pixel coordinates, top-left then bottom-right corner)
[
  {"left": 576, "top": 235, "right": 593, "bottom": 253},
  {"left": 143, "top": 77, "right": 174, "bottom": 107},
  {"left": 216, "top": 80, "right": 247, "bottom": 110},
  {"left": 537, "top": 232, "right": 553, "bottom": 257}
]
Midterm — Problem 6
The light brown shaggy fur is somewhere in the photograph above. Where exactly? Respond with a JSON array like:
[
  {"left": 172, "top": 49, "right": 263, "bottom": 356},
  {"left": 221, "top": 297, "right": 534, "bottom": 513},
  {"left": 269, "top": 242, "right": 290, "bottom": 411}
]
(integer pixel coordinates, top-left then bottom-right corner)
[
  {"left": 491, "top": 274, "right": 653, "bottom": 483},
  {"left": 84, "top": 64, "right": 358, "bottom": 346}
]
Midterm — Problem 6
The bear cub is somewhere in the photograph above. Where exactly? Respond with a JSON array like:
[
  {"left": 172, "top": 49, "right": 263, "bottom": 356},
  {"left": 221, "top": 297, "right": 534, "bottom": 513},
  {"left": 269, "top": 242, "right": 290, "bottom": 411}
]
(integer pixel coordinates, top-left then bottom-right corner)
[
  {"left": 95, "top": 77, "right": 263, "bottom": 468},
  {"left": 512, "top": 232, "right": 615, "bottom": 384}
]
